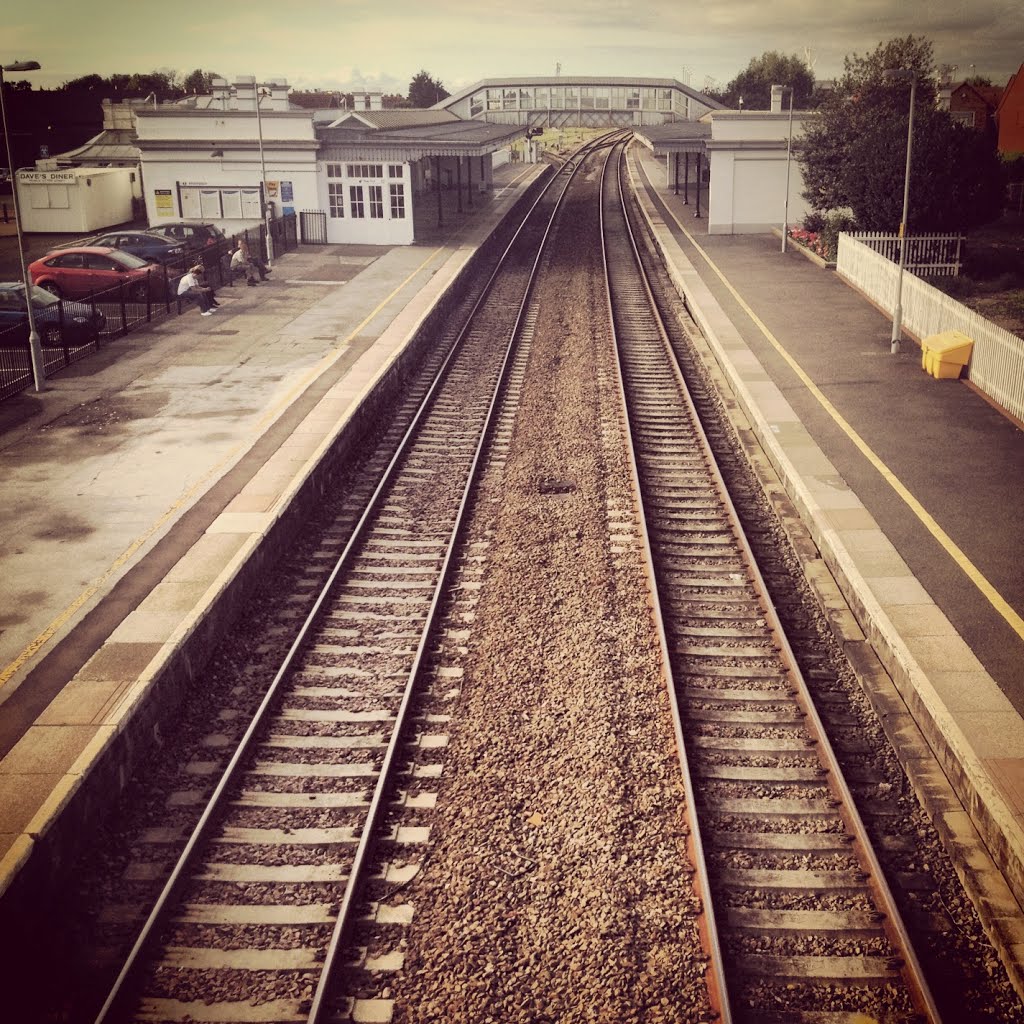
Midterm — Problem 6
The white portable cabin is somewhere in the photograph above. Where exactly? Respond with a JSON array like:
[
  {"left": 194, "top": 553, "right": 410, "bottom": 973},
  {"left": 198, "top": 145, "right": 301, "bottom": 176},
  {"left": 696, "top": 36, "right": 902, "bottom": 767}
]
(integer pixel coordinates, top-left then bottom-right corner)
[{"left": 15, "top": 167, "right": 135, "bottom": 233}]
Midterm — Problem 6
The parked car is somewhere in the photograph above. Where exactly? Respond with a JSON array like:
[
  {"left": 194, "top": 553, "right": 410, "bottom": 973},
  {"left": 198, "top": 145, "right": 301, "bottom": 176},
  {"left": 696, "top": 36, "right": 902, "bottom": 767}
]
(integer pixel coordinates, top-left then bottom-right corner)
[
  {"left": 0, "top": 281, "right": 106, "bottom": 346},
  {"left": 28, "top": 247, "right": 165, "bottom": 301},
  {"left": 86, "top": 230, "right": 188, "bottom": 265},
  {"left": 147, "top": 221, "right": 227, "bottom": 255}
]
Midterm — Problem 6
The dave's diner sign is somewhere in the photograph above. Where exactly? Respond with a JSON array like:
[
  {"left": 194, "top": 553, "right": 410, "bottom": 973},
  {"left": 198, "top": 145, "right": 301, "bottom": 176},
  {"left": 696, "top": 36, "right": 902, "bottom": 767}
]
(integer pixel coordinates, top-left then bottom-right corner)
[{"left": 17, "top": 170, "right": 77, "bottom": 184}]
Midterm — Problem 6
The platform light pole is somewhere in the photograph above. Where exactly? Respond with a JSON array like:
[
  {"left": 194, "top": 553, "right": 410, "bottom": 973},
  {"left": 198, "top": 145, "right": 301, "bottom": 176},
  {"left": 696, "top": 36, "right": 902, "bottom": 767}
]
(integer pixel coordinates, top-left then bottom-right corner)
[
  {"left": 253, "top": 76, "right": 273, "bottom": 268},
  {"left": 1, "top": 59, "right": 45, "bottom": 391},
  {"left": 883, "top": 68, "right": 916, "bottom": 355},
  {"left": 780, "top": 85, "right": 795, "bottom": 253}
]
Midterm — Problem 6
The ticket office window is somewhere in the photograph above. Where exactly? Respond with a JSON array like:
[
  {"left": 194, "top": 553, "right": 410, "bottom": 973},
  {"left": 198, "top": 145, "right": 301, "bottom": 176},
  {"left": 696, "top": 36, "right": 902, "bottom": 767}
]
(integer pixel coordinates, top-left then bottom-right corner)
[{"left": 350, "top": 186, "right": 365, "bottom": 218}]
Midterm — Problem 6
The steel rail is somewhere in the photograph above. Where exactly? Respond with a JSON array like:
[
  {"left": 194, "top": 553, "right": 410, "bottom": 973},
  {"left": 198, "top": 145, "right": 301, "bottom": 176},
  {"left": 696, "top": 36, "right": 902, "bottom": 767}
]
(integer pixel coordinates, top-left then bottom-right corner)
[
  {"left": 598, "top": 136, "right": 733, "bottom": 1024},
  {"left": 611, "top": 140, "right": 944, "bottom": 1022},
  {"left": 308, "top": 129, "right": 624, "bottom": 1023},
  {"left": 598, "top": 142, "right": 942, "bottom": 1024},
  {"left": 92, "top": 130, "right": 624, "bottom": 1024}
]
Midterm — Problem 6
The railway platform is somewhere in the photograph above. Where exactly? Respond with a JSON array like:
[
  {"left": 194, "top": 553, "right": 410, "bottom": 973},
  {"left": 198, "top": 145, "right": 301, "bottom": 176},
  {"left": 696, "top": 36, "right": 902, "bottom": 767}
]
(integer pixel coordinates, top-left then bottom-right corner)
[
  {"left": 631, "top": 148, "right": 1024, "bottom": 931},
  {"left": 0, "top": 161, "right": 545, "bottom": 899}
]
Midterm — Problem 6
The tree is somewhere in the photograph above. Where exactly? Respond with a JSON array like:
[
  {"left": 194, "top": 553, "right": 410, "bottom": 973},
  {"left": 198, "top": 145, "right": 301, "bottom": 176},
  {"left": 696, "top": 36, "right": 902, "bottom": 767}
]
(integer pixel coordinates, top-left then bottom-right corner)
[
  {"left": 408, "top": 70, "right": 449, "bottom": 108},
  {"left": 797, "top": 35, "right": 1004, "bottom": 231},
  {"left": 183, "top": 68, "right": 221, "bottom": 95},
  {"left": 719, "top": 51, "right": 815, "bottom": 110}
]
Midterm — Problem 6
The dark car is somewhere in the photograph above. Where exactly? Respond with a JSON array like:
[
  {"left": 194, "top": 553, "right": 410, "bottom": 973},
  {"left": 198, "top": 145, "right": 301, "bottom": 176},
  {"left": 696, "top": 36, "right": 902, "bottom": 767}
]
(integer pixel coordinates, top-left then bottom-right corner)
[
  {"left": 28, "top": 247, "right": 165, "bottom": 301},
  {"left": 87, "top": 230, "right": 188, "bottom": 265},
  {"left": 147, "top": 221, "right": 227, "bottom": 255},
  {"left": 0, "top": 281, "right": 106, "bottom": 347}
]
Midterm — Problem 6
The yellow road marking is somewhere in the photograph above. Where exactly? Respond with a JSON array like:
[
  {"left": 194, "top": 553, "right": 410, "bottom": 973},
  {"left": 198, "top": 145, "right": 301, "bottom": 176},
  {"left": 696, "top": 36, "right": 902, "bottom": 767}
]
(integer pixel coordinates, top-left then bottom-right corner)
[
  {"left": 0, "top": 245, "right": 447, "bottom": 694},
  {"left": 656, "top": 182, "right": 1024, "bottom": 643}
]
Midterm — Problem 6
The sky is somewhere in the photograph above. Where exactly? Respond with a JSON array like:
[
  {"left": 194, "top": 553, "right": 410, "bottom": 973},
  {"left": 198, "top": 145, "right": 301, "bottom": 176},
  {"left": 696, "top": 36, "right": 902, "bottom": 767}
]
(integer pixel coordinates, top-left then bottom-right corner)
[{"left": 4, "top": 0, "right": 1021, "bottom": 97}]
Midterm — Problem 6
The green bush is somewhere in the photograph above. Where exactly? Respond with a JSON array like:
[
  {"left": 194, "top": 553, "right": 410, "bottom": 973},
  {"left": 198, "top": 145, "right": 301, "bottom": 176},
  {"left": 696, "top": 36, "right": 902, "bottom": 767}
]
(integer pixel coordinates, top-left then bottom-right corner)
[{"left": 817, "top": 211, "right": 858, "bottom": 261}]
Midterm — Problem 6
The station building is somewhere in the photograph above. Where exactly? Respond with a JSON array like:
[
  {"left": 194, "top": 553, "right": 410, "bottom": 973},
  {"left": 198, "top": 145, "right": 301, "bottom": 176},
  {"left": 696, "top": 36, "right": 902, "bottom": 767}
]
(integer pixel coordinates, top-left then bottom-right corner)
[
  {"left": 635, "top": 85, "right": 813, "bottom": 235},
  {"left": 130, "top": 77, "right": 528, "bottom": 247}
]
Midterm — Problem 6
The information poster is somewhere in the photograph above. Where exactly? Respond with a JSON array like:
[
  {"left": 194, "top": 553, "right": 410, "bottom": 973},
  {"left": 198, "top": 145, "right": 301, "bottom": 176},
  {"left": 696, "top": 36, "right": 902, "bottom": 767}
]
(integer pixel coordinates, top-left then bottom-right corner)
[{"left": 154, "top": 189, "right": 174, "bottom": 217}]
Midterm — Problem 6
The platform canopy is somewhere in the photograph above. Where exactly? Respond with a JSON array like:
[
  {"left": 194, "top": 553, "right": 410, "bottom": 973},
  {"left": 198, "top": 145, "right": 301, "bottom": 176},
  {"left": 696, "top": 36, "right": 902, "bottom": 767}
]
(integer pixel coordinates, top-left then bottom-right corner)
[{"left": 316, "top": 111, "right": 527, "bottom": 162}]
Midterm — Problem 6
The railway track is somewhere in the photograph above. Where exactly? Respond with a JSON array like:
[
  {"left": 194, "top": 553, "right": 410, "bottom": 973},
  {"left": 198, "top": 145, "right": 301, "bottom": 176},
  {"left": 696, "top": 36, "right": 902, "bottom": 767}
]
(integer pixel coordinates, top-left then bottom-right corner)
[
  {"left": 26, "top": 134, "right": 1022, "bottom": 1024},
  {"left": 601, "top": 139, "right": 943, "bottom": 1022},
  {"left": 90, "top": 135, "right": 625, "bottom": 1024}
]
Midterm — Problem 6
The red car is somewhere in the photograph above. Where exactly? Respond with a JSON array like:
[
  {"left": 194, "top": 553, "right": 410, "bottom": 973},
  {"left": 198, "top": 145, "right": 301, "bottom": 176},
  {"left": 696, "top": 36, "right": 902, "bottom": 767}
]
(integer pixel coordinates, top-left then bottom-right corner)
[{"left": 28, "top": 246, "right": 166, "bottom": 301}]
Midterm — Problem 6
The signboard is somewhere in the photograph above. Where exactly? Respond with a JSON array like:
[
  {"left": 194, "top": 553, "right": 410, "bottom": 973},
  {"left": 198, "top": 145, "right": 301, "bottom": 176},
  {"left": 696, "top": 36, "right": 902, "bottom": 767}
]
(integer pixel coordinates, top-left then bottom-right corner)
[
  {"left": 266, "top": 180, "right": 279, "bottom": 199},
  {"left": 280, "top": 180, "right": 293, "bottom": 203},
  {"left": 154, "top": 189, "right": 174, "bottom": 217},
  {"left": 17, "top": 170, "right": 76, "bottom": 184}
]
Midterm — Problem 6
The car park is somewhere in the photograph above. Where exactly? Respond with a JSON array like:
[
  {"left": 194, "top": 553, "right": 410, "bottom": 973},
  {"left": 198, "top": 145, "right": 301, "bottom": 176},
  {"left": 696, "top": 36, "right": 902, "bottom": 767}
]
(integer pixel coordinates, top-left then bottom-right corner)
[
  {"left": 28, "top": 247, "right": 165, "bottom": 301},
  {"left": 85, "top": 230, "right": 188, "bottom": 265},
  {"left": 0, "top": 281, "right": 106, "bottom": 347}
]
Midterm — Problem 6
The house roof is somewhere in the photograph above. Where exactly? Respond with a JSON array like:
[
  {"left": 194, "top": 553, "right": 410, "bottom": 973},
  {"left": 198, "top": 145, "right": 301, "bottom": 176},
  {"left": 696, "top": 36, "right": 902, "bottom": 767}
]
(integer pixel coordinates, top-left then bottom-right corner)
[{"left": 48, "top": 128, "right": 140, "bottom": 167}]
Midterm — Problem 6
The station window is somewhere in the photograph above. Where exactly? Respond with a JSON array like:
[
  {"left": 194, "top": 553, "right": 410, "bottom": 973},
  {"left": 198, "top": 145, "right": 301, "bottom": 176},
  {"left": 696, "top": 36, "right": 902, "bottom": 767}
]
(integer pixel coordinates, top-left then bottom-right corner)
[
  {"left": 564, "top": 87, "right": 578, "bottom": 106},
  {"left": 368, "top": 184, "right": 383, "bottom": 219},
  {"left": 350, "top": 185, "right": 365, "bottom": 218},
  {"left": 388, "top": 164, "right": 404, "bottom": 178},
  {"left": 470, "top": 93, "right": 484, "bottom": 117},
  {"left": 503, "top": 88, "right": 517, "bottom": 110},
  {"left": 595, "top": 88, "right": 610, "bottom": 110},
  {"left": 580, "top": 87, "right": 594, "bottom": 110},
  {"left": 327, "top": 163, "right": 343, "bottom": 178},
  {"left": 626, "top": 88, "right": 640, "bottom": 110},
  {"left": 657, "top": 88, "right": 672, "bottom": 111},
  {"left": 328, "top": 182, "right": 345, "bottom": 218},
  {"left": 346, "top": 164, "right": 383, "bottom": 179},
  {"left": 390, "top": 183, "right": 405, "bottom": 219},
  {"left": 536, "top": 88, "right": 549, "bottom": 108},
  {"left": 519, "top": 88, "right": 533, "bottom": 109}
]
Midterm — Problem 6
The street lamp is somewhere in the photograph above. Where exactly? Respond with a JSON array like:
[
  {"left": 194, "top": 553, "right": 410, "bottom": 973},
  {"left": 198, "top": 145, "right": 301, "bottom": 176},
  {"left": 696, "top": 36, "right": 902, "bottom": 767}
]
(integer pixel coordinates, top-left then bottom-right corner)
[
  {"left": 252, "top": 76, "right": 273, "bottom": 268},
  {"left": 883, "top": 68, "right": 916, "bottom": 355},
  {"left": 780, "top": 85, "right": 795, "bottom": 253},
  {"left": 0, "top": 59, "right": 45, "bottom": 391}
]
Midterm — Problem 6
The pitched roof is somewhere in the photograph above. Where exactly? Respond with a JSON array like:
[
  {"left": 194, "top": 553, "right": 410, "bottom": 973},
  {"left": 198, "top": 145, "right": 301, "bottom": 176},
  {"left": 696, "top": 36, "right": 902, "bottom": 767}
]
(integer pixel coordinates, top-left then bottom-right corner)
[{"left": 323, "top": 110, "right": 460, "bottom": 131}]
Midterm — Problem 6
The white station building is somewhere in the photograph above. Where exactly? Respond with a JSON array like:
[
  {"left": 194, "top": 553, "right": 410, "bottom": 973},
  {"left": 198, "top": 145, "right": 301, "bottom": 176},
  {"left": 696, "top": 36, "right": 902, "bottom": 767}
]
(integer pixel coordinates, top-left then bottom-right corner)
[
  {"left": 635, "top": 85, "right": 813, "bottom": 234},
  {"left": 19, "top": 74, "right": 807, "bottom": 244}
]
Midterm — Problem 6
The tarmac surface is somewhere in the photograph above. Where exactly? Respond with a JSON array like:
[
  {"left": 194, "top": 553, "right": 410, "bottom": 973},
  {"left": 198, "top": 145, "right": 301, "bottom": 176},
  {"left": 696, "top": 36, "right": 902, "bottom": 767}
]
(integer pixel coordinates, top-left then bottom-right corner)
[{"left": 1, "top": 148, "right": 1022, "bottom": 975}]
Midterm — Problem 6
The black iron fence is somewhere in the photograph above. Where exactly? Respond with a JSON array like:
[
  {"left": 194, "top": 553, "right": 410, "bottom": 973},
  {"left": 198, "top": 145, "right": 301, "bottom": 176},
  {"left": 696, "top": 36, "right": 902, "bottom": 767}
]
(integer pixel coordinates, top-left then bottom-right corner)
[
  {"left": 0, "top": 213, "right": 299, "bottom": 402},
  {"left": 300, "top": 210, "right": 328, "bottom": 245}
]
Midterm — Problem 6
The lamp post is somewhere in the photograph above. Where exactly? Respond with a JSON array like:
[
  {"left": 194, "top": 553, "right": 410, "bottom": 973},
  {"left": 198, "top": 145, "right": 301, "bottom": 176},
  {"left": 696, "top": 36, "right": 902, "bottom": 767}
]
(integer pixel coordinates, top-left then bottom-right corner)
[
  {"left": 252, "top": 76, "right": 273, "bottom": 268},
  {"left": 780, "top": 85, "right": 795, "bottom": 253},
  {"left": 883, "top": 68, "right": 916, "bottom": 355},
  {"left": 0, "top": 59, "right": 45, "bottom": 391}
]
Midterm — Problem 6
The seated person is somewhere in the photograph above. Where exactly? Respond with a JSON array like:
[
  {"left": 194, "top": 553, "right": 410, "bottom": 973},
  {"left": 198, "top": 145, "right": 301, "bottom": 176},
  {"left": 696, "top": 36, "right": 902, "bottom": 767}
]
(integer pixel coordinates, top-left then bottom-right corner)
[{"left": 177, "top": 265, "right": 218, "bottom": 314}]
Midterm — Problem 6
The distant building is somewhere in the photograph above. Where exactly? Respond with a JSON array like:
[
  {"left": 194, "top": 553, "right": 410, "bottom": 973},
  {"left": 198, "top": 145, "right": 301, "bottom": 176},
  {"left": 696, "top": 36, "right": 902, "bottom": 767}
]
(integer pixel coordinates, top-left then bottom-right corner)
[
  {"left": 996, "top": 64, "right": 1024, "bottom": 154},
  {"left": 948, "top": 81, "right": 1002, "bottom": 135}
]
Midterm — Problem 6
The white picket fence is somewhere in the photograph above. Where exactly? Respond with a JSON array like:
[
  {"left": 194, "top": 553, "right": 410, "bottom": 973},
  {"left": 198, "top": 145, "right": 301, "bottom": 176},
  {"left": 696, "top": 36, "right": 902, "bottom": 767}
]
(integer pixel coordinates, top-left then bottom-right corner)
[
  {"left": 847, "top": 231, "right": 963, "bottom": 276},
  {"left": 837, "top": 233, "right": 1024, "bottom": 421}
]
